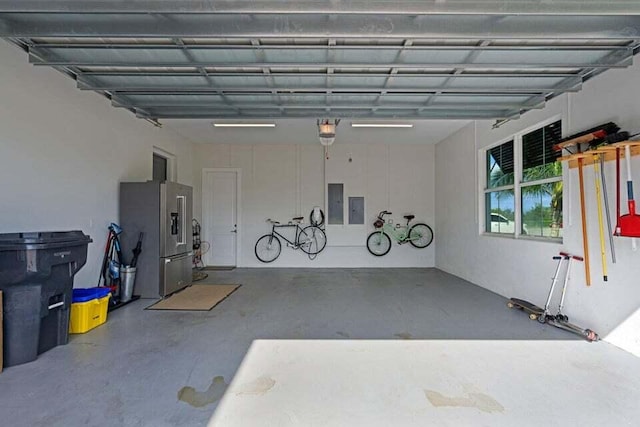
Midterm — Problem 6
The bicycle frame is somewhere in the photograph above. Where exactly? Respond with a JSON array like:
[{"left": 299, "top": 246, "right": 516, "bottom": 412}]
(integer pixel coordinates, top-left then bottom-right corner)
[
  {"left": 373, "top": 214, "right": 419, "bottom": 244},
  {"left": 379, "top": 222, "right": 410, "bottom": 242},
  {"left": 270, "top": 223, "right": 307, "bottom": 248}
]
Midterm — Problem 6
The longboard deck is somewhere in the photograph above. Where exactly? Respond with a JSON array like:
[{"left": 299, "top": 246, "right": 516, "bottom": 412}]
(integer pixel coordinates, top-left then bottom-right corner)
[
  {"left": 547, "top": 318, "right": 599, "bottom": 342},
  {"left": 507, "top": 298, "right": 598, "bottom": 342},
  {"left": 507, "top": 298, "right": 544, "bottom": 320}
]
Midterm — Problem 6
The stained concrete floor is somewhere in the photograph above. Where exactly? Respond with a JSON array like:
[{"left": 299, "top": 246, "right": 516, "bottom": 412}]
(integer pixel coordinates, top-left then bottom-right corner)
[{"left": 0, "top": 268, "right": 638, "bottom": 427}]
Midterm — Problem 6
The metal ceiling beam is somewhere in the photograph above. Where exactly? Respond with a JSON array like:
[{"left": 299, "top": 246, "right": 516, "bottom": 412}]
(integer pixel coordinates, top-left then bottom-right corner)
[
  {"left": 31, "top": 57, "right": 633, "bottom": 70},
  {"left": 76, "top": 83, "right": 583, "bottom": 94},
  {"left": 2, "top": 1, "right": 640, "bottom": 15},
  {"left": 110, "top": 95, "right": 545, "bottom": 110},
  {"left": 137, "top": 110, "right": 517, "bottom": 120},
  {"left": 25, "top": 43, "right": 633, "bottom": 52},
  {"left": 77, "top": 71, "right": 582, "bottom": 79},
  {"left": 5, "top": 14, "right": 640, "bottom": 39}
]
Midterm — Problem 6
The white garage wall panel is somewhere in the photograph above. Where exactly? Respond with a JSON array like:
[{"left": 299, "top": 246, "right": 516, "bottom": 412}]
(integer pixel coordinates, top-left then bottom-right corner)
[
  {"left": 435, "top": 62, "right": 640, "bottom": 356},
  {"left": 0, "top": 40, "right": 195, "bottom": 286},
  {"left": 194, "top": 143, "right": 435, "bottom": 268}
]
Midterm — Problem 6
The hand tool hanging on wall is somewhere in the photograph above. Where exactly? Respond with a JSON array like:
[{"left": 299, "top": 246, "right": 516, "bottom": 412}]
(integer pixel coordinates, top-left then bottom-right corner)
[
  {"left": 599, "top": 155, "right": 616, "bottom": 264},
  {"left": 577, "top": 158, "right": 592, "bottom": 286},
  {"left": 619, "top": 144, "right": 640, "bottom": 245},
  {"left": 593, "top": 154, "right": 608, "bottom": 281},
  {"left": 615, "top": 147, "right": 622, "bottom": 236}
]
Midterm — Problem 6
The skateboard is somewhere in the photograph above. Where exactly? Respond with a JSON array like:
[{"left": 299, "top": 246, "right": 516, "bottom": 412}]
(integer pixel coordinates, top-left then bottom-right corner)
[
  {"left": 547, "top": 318, "right": 599, "bottom": 342},
  {"left": 507, "top": 298, "right": 545, "bottom": 321}
]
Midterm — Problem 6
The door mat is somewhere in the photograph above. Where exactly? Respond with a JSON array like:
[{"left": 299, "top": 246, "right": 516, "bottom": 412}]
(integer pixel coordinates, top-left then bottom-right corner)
[{"left": 147, "top": 284, "right": 241, "bottom": 311}]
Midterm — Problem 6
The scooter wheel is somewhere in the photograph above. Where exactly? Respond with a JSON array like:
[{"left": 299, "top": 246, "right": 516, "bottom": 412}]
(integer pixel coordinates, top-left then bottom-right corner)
[{"left": 529, "top": 313, "right": 538, "bottom": 321}]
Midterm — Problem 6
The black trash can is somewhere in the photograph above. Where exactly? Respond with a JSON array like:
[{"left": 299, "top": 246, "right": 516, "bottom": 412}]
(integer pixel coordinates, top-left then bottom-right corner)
[{"left": 0, "top": 231, "right": 92, "bottom": 367}]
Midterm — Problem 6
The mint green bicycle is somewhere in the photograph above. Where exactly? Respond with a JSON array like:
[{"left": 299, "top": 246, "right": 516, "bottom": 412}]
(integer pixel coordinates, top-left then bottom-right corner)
[{"left": 366, "top": 211, "right": 433, "bottom": 256}]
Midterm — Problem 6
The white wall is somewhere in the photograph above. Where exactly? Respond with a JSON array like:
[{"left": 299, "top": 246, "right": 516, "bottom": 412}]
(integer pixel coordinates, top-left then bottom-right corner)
[
  {"left": 435, "top": 63, "right": 640, "bottom": 356},
  {"left": 0, "top": 41, "right": 195, "bottom": 286},
  {"left": 193, "top": 143, "right": 435, "bottom": 267}
]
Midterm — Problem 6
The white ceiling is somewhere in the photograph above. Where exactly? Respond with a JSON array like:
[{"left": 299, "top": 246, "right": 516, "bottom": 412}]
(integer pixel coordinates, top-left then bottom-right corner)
[{"left": 163, "top": 119, "right": 471, "bottom": 145}]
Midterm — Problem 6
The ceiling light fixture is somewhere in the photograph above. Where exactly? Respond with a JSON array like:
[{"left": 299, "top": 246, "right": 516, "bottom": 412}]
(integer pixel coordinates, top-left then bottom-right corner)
[
  {"left": 351, "top": 123, "right": 414, "bottom": 128},
  {"left": 212, "top": 123, "right": 276, "bottom": 128},
  {"left": 318, "top": 118, "right": 340, "bottom": 146}
]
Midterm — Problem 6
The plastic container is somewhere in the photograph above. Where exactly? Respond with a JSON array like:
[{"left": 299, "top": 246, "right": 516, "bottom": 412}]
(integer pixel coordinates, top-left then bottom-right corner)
[
  {"left": 69, "top": 294, "right": 111, "bottom": 334},
  {"left": 72, "top": 287, "right": 112, "bottom": 303},
  {"left": 0, "top": 231, "right": 92, "bottom": 367}
]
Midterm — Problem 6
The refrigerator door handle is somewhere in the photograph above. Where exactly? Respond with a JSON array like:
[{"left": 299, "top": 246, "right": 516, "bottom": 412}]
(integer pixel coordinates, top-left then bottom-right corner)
[
  {"left": 165, "top": 252, "right": 193, "bottom": 263},
  {"left": 176, "top": 195, "right": 186, "bottom": 245}
]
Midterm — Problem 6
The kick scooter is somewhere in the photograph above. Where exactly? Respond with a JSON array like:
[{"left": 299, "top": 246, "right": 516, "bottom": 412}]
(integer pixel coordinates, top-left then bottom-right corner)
[{"left": 507, "top": 252, "right": 599, "bottom": 342}]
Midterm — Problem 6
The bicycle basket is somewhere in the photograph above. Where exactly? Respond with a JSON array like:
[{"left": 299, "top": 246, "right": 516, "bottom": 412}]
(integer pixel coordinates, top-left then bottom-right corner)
[{"left": 373, "top": 219, "right": 384, "bottom": 229}]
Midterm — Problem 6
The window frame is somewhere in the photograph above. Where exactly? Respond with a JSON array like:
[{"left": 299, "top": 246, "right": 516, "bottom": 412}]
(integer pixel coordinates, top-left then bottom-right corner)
[{"left": 481, "top": 115, "right": 564, "bottom": 242}]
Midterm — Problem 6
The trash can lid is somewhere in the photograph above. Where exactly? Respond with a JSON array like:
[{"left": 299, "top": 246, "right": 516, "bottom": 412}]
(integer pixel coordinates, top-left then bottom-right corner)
[
  {"left": 73, "top": 287, "right": 112, "bottom": 303},
  {"left": 0, "top": 231, "right": 92, "bottom": 250}
]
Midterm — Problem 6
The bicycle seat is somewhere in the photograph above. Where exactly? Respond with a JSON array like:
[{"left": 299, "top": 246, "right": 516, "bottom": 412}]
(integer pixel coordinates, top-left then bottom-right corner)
[
  {"left": 266, "top": 218, "right": 280, "bottom": 224},
  {"left": 292, "top": 216, "right": 304, "bottom": 222},
  {"left": 404, "top": 214, "right": 415, "bottom": 221}
]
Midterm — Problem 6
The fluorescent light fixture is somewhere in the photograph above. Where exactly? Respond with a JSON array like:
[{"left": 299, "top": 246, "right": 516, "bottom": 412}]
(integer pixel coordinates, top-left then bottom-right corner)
[
  {"left": 351, "top": 123, "right": 414, "bottom": 128},
  {"left": 212, "top": 123, "right": 276, "bottom": 128}
]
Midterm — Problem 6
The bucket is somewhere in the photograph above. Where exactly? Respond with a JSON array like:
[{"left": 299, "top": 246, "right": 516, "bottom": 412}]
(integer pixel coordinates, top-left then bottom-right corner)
[{"left": 119, "top": 265, "right": 137, "bottom": 303}]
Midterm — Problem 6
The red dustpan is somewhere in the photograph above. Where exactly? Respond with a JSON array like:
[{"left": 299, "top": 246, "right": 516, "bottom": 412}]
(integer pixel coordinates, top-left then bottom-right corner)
[{"left": 619, "top": 145, "right": 640, "bottom": 237}]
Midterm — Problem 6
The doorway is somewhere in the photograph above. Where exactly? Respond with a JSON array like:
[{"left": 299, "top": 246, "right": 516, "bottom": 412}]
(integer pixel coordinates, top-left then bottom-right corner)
[{"left": 202, "top": 169, "right": 240, "bottom": 267}]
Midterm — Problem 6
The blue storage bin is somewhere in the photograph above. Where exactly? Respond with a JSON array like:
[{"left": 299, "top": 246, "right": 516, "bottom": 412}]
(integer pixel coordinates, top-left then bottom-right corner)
[{"left": 72, "top": 287, "right": 111, "bottom": 303}]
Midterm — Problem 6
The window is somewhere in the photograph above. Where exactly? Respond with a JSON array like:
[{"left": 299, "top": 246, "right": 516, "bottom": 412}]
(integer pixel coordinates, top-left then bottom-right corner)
[
  {"left": 485, "top": 140, "right": 515, "bottom": 235},
  {"left": 483, "top": 119, "right": 563, "bottom": 240}
]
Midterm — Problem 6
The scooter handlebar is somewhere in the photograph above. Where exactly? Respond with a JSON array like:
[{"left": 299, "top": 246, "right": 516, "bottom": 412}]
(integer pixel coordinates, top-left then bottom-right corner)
[{"left": 559, "top": 251, "right": 584, "bottom": 261}]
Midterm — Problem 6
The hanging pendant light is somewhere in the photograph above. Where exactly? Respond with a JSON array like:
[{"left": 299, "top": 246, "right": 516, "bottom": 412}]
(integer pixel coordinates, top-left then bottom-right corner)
[{"left": 318, "top": 118, "right": 340, "bottom": 146}]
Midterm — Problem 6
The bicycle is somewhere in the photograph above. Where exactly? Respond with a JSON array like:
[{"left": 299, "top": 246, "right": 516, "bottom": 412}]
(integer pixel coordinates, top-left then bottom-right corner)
[
  {"left": 366, "top": 211, "right": 433, "bottom": 256},
  {"left": 255, "top": 216, "right": 327, "bottom": 262}
]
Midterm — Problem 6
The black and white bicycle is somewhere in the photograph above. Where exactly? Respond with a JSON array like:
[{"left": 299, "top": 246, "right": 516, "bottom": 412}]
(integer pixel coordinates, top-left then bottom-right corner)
[{"left": 255, "top": 216, "right": 327, "bottom": 262}]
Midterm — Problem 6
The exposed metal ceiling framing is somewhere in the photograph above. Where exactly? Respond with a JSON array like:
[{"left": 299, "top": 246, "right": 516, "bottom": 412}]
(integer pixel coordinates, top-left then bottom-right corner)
[{"left": 2, "top": 1, "right": 640, "bottom": 123}]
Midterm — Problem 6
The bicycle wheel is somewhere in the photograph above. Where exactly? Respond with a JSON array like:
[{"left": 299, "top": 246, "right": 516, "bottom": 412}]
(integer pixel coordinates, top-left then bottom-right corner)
[
  {"left": 367, "top": 231, "right": 392, "bottom": 256},
  {"left": 255, "top": 234, "right": 281, "bottom": 263},
  {"left": 298, "top": 226, "right": 327, "bottom": 255},
  {"left": 408, "top": 223, "right": 434, "bottom": 248}
]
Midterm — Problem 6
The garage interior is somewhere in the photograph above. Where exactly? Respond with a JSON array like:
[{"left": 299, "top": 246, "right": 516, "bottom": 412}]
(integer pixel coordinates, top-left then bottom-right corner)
[{"left": 1, "top": 2, "right": 640, "bottom": 426}]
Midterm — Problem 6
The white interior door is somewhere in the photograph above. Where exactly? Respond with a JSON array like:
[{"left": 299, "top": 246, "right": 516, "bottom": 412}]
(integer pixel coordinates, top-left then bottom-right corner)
[{"left": 203, "top": 170, "right": 238, "bottom": 267}]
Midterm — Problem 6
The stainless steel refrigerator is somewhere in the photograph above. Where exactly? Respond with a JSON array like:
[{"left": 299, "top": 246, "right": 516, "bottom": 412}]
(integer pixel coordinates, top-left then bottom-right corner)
[{"left": 119, "top": 181, "right": 193, "bottom": 298}]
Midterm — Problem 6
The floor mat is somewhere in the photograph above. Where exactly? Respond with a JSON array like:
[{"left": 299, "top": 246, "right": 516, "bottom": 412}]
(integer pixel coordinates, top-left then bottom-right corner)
[
  {"left": 147, "top": 284, "right": 240, "bottom": 311},
  {"left": 202, "top": 266, "right": 236, "bottom": 271}
]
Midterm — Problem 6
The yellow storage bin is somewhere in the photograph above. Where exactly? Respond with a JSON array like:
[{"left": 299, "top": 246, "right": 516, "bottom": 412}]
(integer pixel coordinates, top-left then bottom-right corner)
[{"left": 69, "top": 295, "right": 110, "bottom": 334}]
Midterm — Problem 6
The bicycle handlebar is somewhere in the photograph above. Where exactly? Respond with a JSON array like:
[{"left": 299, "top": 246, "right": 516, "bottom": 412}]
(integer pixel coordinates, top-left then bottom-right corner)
[{"left": 377, "top": 210, "right": 392, "bottom": 219}]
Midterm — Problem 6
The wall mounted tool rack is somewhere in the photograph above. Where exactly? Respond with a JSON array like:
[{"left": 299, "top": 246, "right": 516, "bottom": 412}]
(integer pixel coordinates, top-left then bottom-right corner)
[{"left": 558, "top": 141, "right": 640, "bottom": 168}]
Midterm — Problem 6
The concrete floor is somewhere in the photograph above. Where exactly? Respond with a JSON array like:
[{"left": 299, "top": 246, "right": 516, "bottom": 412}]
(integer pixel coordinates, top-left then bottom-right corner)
[{"left": 0, "top": 268, "right": 638, "bottom": 426}]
